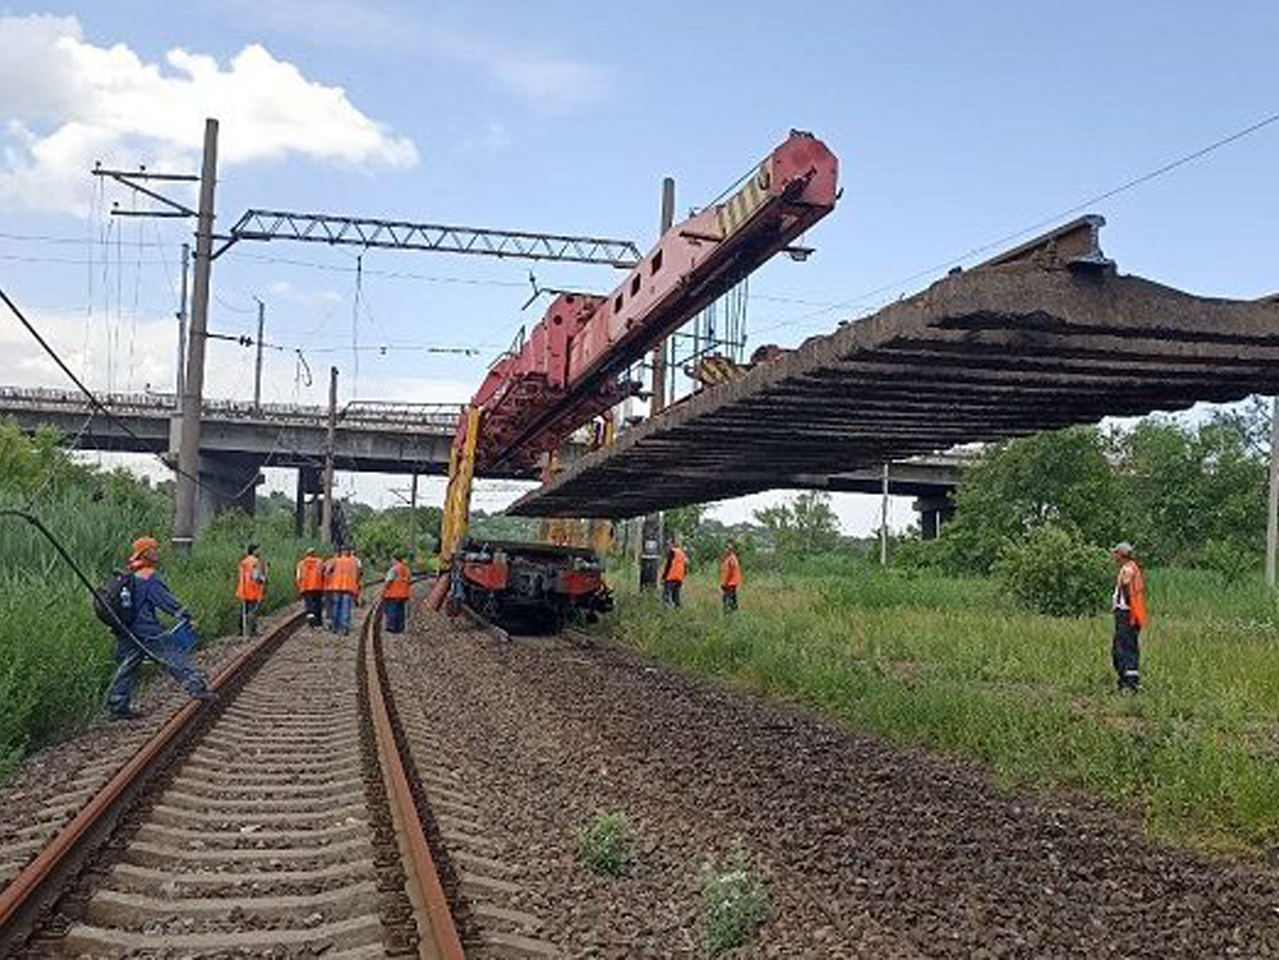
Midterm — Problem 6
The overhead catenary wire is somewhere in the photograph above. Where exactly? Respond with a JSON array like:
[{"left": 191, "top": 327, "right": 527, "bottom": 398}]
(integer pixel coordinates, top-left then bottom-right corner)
[{"left": 0, "top": 284, "right": 221, "bottom": 501}]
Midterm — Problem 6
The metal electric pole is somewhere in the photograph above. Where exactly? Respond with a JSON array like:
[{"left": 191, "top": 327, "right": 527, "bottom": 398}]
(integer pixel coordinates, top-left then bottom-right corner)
[
  {"left": 253, "top": 297, "right": 265, "bottom": 413},
  {"left": 172, "top": 118, "right": 219, "bottom": 551},
  {"left": 639, "top": 177, "right": 676, "bottom": 592},
  {"left": 1267, "top": 395, "right": 1279, "bottom": 586},
  {"left": 321, "top": 366, "right": 338, "bottom": 546}
]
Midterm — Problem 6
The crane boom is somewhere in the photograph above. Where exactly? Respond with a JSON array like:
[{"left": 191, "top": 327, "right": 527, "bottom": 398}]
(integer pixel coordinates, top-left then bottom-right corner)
[{"left": 461, "top": 130, "right": 841, "bottom": 472}]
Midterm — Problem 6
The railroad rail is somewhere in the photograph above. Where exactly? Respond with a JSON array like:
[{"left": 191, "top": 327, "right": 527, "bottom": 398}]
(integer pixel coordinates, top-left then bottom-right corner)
[{"left": 0, "top": 595, "right": 465, "bottom": 958}]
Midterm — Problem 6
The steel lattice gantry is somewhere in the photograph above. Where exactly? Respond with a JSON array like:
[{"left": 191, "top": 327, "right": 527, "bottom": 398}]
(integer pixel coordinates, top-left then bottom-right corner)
[{"left": 217, "top": 210, "right": 643, "bottom": 267}]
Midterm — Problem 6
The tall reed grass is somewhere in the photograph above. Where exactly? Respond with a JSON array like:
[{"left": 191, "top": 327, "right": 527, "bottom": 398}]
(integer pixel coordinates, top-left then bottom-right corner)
[{"left": 0, "top": 485, "right": 315, "bottom": 777}]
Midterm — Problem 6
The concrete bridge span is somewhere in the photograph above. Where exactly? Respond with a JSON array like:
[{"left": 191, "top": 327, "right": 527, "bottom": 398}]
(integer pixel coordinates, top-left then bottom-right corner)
[{"left": 511, "top": 226, "right": 1279, "bottom": 520}]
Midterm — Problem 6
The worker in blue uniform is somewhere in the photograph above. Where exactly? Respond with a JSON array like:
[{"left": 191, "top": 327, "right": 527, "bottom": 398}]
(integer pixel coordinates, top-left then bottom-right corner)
[{"left": 105, "top": 536, "right": 213, "bottom": 720}]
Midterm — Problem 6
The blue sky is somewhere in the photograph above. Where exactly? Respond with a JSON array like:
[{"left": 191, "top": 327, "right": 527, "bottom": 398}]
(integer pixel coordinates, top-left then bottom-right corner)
[{"left": 1, "top": 1, "right": 1276, "bottom": 530}]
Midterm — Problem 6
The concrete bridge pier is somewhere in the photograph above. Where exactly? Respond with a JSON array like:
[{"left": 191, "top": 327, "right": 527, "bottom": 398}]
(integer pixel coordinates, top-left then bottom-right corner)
[
  {"left": 915, "top": 496, "right": 955, "bottom": 541},
  {"left": 195, "top": 453, "right": 263, "bottom": 529},
  {"left": 295, "top": 467, "right": 322, "bottom": 537}
]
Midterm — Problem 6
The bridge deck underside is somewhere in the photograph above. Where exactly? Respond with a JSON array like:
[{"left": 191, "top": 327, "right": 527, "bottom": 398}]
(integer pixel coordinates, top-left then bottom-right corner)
[{"left": 509, "top": 261, "right": 1279, "bottom": 518}]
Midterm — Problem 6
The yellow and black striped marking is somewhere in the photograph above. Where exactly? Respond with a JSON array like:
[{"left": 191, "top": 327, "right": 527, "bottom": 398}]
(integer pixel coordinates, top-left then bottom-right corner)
[{"left": 715, "top": 163, "right": 773, "bottom": 240}]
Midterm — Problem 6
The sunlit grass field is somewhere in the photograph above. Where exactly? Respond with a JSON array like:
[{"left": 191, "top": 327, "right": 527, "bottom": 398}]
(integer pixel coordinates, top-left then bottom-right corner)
[{"left": 605, "top": 559, "right": 1279, "bottom": 855}]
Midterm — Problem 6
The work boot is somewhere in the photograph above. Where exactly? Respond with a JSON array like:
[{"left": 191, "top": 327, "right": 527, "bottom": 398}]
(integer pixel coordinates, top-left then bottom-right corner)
[{"left": 109, "top": 707, "right": 144, "bottom": 721}]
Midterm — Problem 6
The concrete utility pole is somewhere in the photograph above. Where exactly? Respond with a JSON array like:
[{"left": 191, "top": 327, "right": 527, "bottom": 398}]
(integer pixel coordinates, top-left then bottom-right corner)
[
  {"left": 880, "top": 463, "right": 890, "bottom": 567},
  {"left": 650, "top": 177, "right": 675, "bottom": 412},
  {"left": 172, "top": 118, "right": 219, "bottom": 551},
  {"left": 168, "top": 243, "right": 191, "bottom": 460},
  {"left": 253, "top": 297, "right": 265, "bottom": 414},
  {"left": 1267, "top": 395, "right": 1279, "bottom": 586},
  {"left": 410, "top": 471, "right": 419, "bottom": 563},
  {"left": 322, "top": 366, "right": 338, "bottom": 546},
  {"left": 639, "top": 177, "right": 676, "bottom": 591}
]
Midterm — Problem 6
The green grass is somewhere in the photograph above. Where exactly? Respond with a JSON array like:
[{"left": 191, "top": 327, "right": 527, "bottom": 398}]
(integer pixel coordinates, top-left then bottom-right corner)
[
  {"left": 604, "top": 558, "right": 1279, "bottom": 855},
  {"left": 576, "top": 811, "right": 635, "bottom": 876},
  {"left": 0, "top": 488, "right": 317, "bottom": 778},
  {"left": 702, "top": 844, "right": 767, "bottom": 954}
]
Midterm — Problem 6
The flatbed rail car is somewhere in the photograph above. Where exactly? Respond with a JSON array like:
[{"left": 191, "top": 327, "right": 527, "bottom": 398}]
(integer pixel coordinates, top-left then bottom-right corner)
[{"left": 450, "top": 539, "right": 613, "bottom": 629}]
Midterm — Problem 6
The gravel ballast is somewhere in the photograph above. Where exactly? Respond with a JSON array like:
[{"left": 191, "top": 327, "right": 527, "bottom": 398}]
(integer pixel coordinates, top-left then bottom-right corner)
[{"left": 389, "top": 605, "right": 1279, "bottom": 958}]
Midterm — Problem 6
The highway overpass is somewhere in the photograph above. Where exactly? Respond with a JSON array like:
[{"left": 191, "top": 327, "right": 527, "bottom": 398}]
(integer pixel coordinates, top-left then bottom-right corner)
[{"left": 1, "top": 385, "right": 965, "bottom": 536}]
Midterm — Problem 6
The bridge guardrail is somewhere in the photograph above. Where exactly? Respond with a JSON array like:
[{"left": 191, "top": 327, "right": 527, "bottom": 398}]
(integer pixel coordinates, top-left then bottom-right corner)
[{"left": 0, "top": 386, "right": 462, "bottom": 433}]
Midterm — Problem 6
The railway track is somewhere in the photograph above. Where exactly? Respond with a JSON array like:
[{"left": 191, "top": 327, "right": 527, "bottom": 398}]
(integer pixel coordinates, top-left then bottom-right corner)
[{"left": 0, "top": 595, "right": 465, "bottom": 959}]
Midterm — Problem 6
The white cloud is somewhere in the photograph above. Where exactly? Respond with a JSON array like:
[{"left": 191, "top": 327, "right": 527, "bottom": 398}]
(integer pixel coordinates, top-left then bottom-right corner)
[
  {"left": 216, "top": 0, "right": 611, "bottom": 111},
  {"left": 438, "top": 34, "right": 609, "bottom": 111},
  {"left": 267, "top": 280, "right": 344, "bottom": 308},
  {"left": 458, "top": 120, "right": 512, "bottom": 155},
  {"left": 706, "top": 490, "right": 918, "bottom": 539},
  {"left": 0, "top": 306, "right": 177, "bottom": 395},
  {"left": 0, "top": 14, "right": 418, "bottom": 215}
]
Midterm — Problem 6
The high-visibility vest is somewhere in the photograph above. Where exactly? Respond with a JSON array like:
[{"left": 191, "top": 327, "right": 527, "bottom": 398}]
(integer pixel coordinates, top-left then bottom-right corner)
[
  {"left": 665, "top": 547, "right": 687, "bottom": 583},
  {"left": 236, "top": 555, "right": 265, "bottom": 602},
  {"left": 1117, "top": 560, "right": 1148, "bottom": 628},
  {"left": 329, "top": 555, "right": 361, "bottom": 595},
  {"left": 296, "top": 555, "right": 324, "bottom": 593},
  {"left": 384, "top": 559, "right": 412, "bottom": 600},
  {"left": 321, "top": 559, "right": 335, "bottom": 591},
  {"left": 720, "top": 552, "right": 742, "bottom": 588}
]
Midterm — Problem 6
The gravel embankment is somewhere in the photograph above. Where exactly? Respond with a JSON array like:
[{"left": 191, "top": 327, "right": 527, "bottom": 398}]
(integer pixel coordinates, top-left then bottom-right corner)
[{"left": 389, "top": 605, "right": 1279, "bottom": 958}]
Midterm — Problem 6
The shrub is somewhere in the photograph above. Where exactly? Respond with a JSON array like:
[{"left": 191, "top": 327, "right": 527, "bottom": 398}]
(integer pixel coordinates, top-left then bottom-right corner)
[
  {"left": 993, "top": 525, "right": 1111, "bottom": 617},
  {"left": 575, "top": 811, "right": 633, "bottom": 876},
  {"left": 702, "top": 845, "right": 767, "bottom": 954},
  {"left": 891, "top": 536, "right": 951, "bottom": 573},
  {"left": 1194, "top": 538, "right": 1257, "bottom": 584}
]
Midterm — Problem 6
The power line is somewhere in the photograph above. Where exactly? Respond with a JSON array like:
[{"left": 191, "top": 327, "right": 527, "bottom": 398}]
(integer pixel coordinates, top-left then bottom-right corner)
[
  {"left": 0, "top": 284, "right": 218, "bottom": 500},
  {"left": 223, "top": 250, "right": 529, "bottom": 288},
  {"left": 755, "top": 109, "right": 1279, "bottom": 336},
  {"left": 0, "top": 230, "right": 171, "bottom": 247},
  {"left": 213, "top": 290, "right": 259, "bottom": 314}
]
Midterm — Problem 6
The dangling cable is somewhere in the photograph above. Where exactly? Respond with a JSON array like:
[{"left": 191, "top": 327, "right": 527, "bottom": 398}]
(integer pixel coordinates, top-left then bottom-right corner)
[
  {"left": 352, "top": 252, "right": 363, "bottom": 397},
  {"left": 0, "top": 508, "right": 167, "bottom": 663}
]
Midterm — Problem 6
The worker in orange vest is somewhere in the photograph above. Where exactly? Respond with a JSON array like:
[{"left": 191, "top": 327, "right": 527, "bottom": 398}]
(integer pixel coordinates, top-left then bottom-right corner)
[
  {"left": 382, "top": 552, "right": 413, "bottom": 634},
  {"left": 321, "top": 551, "right": 336, "bottom": 629},
  {"left": 1110, "top": 542, "right": 1148, "bottom": 693},
  {"left": 296, "top": 548, "right": 325, "bottom": 627},
  {"left": 662, "top": 535, "right": 688, "bottom": 608},
  {"left": 328, "top": 545, "right": 362, "bottom": 635},
  {"left": 236, "top": 543, "right": 267, "bottom": 637},
  {"left": 720, "top": 541, "right": 742, "bottom": 613}
]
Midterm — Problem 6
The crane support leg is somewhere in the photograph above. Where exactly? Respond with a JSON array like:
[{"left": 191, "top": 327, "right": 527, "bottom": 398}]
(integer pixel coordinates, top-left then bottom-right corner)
[
  {"left": 440, "top": 406, "right": 481, "bottom": 565},
  {"left": 587, "top": 418, "right": 616, "bottom": 555}
]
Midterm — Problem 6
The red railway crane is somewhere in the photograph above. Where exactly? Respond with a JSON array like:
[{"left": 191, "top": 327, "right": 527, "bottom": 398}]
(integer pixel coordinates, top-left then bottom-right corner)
[{"left": 439, "top": 130, "right": 841, "bottom": 562}]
